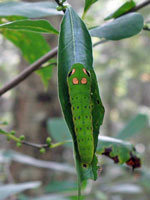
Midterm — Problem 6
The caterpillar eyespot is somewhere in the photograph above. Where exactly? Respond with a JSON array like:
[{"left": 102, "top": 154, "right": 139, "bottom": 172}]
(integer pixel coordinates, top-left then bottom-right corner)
[
  {"left": 83, "top": 68, "right": 90, "bottom": 77},
  {"left": 68, "top": 68, "right": 76, "bottom": 77},
  {"left": 67, "top": 63, "right": 94, "bottom": 165}
]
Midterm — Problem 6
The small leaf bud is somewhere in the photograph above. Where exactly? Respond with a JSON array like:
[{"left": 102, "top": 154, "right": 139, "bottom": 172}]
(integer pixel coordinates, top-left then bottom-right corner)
[{"left": 40, "top": 148, "right": 46, "bottom": 154}]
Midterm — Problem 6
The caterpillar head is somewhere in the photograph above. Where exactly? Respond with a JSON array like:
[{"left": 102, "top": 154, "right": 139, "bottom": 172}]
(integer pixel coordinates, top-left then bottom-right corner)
[{"left": 67, "top": 63, "right": 91, "bottom": 87}]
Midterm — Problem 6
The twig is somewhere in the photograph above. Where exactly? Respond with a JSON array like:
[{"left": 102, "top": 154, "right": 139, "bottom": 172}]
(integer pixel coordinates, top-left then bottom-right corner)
[
  {"left": 93, "top": 39, "right": 108, "bottom": 47},
  {"left": 130, "top": 0, "right": 150, "bottom": 12},
  {"left": 0, "top": 128, "right": 72, "bottom": 150},
  {"left": 54, "top": 0, "right": 66, "bottom": 13},
  {"left": 0, "top": 47, "right": 57, "bottom": 96},
  {"left": 22, "top": 140, "right": 72, "bottom": 149},
  {"left": 118, "top": 0, "right": 150, "bottom": 17}
]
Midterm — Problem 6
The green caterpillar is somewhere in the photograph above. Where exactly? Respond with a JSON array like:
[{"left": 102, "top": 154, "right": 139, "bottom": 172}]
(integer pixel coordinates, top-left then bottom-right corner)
[{"left": 67, "top": 63, "right": 94, "bottom": 167}]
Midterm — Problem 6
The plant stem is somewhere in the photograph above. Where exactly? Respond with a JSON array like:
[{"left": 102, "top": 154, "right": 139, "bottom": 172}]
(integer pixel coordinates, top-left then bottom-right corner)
[
  {"left": 131, "top": 0, "right": 150, "bottom": 12},
  {"left": 54, "top": 0, "right": 66, "bottom": 13},
  {"left": 0, "top": 47, "right": 57, "bottom": 96},
  {"left": 0, "top": 129, "right": 72, "bottom": 149}
]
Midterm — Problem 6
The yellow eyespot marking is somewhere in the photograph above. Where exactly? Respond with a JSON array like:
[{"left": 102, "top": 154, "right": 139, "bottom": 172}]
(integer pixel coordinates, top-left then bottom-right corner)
[
  {"left": 72, "top": 77, "right": 79, "bottom": 84},
  {"left": 81, "top": 78, "right": 87, "bottom": 84},
  {"left": 72, "top": 68, "right": 76, "bottom": 75},
  {"left": 83, "top": 68, "right": 90, "bottom": 77},
  {"left": 68, "top": 68, "right": 76, "bottom": 77},
  {"left": 83, "top": 68, "right": 87, "bottom": 75}
]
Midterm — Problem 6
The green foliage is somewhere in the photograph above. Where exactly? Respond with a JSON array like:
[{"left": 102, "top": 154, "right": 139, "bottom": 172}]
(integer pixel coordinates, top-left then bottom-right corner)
[
  {"left": 116, "top": 112, "right": 149, "bottom": 140},
  {"left": 47, "top": 118, "right": 72, "bottom": 148},
  {"left": 0, "top": 182, "right": 41, "bottom": 200},
  {"left": 58, "top": 7, "right": 104, "bottom": 182},
  {"left": 105, "top": 0, "right": 136, "bottom": 20},
  {"left": 36, "top": 64, "right": 54, "bottom": 89},
  {"left": 97, "top": 136, "right": 141, "bottom": 169},
  {"left": 0, "top": 2, "right": 58, "bottom": 86},
  {"left": 0, "top": 19, "right": 58, "bottom": 34},
  {"left": 90, "top": 13, "right": 144, "bottom": 40},
  {"left": 2, "top": 29, "right": 51, "bottom": 84},
  {"left": 0, "top": 1, "right": 62, "bottom": 18},
  {"left": 2, "top": 30, "right": 50, "bottom": 63},
  {"left": 45, "top": 180, "right": 78, "bottom": 193},
  {"left": 40, "top": 148, "right": 46, "bottom": 154},
  {"left": 47, "top": 117, "right": 141, "bottom": 169},
  {"left": 83, "top": 0, "right": 98, "bottom": 18}
]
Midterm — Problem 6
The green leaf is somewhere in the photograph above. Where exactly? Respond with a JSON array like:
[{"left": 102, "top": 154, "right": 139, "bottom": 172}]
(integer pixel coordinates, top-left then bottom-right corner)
[
  {"left": 2, "top": 31, "right": 50, "bottom": 63},
  {"left": 82, "top": 0, "right": 98, "bottom": 19},
  {"left": 47, "top": 118, "right": 72, "bottom": 148},
  {"left": 0, "top": 182, "right": 41, "bottom": 200},
  {"left": 58, "top": 7, "right": 104, "bottom": 182},
  {"left": 36, "top": 64, "right": 55, "bottom": 89},
  {"left": 105, "top": 0, "right": 136, "bottom": 20},
  {"left": 0, "top": 128, "right": 6, "bottom": 134},
  {"left": 0, "top": 17, "right": 55, "bottom": 86},
  {"left": 0, "top": 19, "right": 58, "bottom": 34},
  {"left": 47, "top": 118, "right": 141, "bottom": 169},
  {"left": 97, "top": 136, "right": 141, "bottom": 169},
  {"left": 116, "top": 113, "right": 149, "bottom": 140},
  {"left": 90, "top": 13, "right": 144, "bottom": 40},
  {"left": 45, "top": 180, "right": 78, "bottom": 193},
  {"left": 0, "top": 1, "right": 63, "bottom": 18}
]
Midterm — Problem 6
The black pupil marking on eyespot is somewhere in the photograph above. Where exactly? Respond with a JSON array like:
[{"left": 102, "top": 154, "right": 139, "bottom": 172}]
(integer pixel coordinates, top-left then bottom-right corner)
[
  {"left": 85, "top": 69, "right": 90, "bottom": 77},
  {"left": 80, "top": 128, "right": 82, "bottom": 130},
  {"left": 83, "top": 164, "right": 87, "bottom": 168},
  {"left": 97, "top": 100, "right": 100, "bottom": 104},
  {"left": 68, "top": 70, "right": 72, "bottom": 77}
]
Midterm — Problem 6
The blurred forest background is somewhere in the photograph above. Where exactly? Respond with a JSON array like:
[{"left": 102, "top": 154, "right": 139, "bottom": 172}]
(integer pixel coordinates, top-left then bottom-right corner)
[{"left": 0, "top": 0, "right": 150, "bottom": 199}]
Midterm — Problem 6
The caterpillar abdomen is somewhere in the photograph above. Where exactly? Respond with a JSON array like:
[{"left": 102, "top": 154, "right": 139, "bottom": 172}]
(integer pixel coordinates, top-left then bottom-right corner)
[{"left": 67, "top": 64, "right": 94, "bottom": 165}]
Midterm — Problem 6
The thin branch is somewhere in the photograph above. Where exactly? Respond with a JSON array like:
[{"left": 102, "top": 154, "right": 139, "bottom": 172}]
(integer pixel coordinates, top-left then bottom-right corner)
[
  {"left": 0, "top": 47, "right": 57, "bottom": 96},
  {"left": 0, "top": 128, "right": 71, "bottom": 150},
  {"left": 54, "top": 0, "right": 66, "bottom": 13},
  {"left": 130, "top": 0, "right": 150, "bottom": 12},
  {"left": 93, "top": 39, "right": 108, "bottom": 47},
  {"left": 22, "top": 140, "right": 72, "bottom": 149}
]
